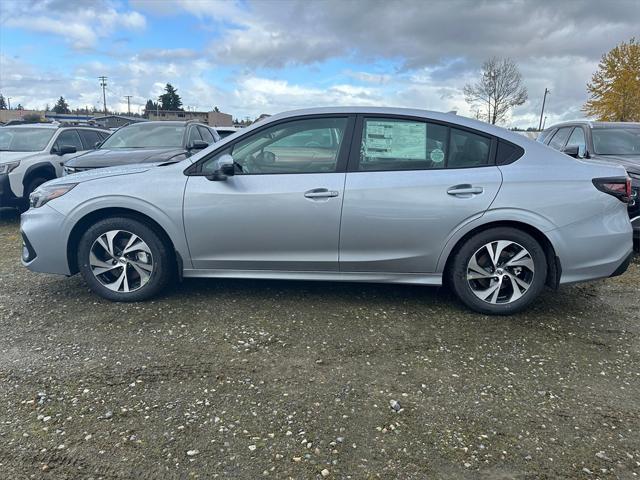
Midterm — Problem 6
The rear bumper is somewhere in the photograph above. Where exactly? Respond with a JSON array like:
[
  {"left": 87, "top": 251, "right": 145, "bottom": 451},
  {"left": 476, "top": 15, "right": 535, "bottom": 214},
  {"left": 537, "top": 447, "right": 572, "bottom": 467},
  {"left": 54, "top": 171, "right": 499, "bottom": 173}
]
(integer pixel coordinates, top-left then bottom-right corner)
[
  {"left": 609, "top": 251, "right": 634, "bottom": 278},
  {"left": 549, "top": 201, "right": 634, "bottom": 285}
]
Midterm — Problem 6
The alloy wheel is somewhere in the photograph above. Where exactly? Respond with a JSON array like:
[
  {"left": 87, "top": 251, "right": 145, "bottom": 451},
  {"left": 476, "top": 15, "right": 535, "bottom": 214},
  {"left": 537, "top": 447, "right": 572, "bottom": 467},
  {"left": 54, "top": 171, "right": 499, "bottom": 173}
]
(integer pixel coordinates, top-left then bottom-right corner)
[
  {"left": 466, "top": 240, "right": 535, "bottom": 305},
  {"left": 89, "top": 230, "right": 154, "bottom": 293}
]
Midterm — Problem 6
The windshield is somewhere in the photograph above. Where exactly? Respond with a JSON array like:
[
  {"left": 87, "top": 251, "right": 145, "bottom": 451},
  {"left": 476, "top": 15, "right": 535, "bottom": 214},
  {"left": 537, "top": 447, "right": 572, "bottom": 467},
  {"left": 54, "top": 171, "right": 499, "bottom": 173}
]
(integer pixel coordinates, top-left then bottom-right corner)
[
  {"left": 592, "top": 127, "right": 640, "bottom": 156},
  {"left": 0, "top": 128, "right": 55, "bottom": 152},
  {"left": 100, "top": 123, "right": 186, "bottom": 149}
]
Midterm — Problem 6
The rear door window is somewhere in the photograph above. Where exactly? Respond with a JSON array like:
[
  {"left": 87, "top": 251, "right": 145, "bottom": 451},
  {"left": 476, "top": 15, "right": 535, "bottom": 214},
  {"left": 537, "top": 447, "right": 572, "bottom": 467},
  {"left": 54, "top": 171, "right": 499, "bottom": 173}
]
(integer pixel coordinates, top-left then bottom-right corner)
[
  {"left": 358, "top": 118, "right": 448, "bottom": 171},
  {"left": 447, "top": 129, "right": 491, "bottom": 168}
]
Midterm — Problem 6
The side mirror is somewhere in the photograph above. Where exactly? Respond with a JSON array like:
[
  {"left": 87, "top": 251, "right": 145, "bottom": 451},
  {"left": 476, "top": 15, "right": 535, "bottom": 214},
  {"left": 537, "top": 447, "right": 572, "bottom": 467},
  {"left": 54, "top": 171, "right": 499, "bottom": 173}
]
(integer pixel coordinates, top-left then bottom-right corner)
[
  {"left": 94, "top": 141, "right": 102, "bottom": 149},
  {"left": 189, "top": 140, "right": 209, "bottom": 150},
  {"left": 562, "top": 145, "right": 580, "bottom": 158},
  {"left": 206, "top": 154, "right": 235, "bottom": 181},
  {"left": 55, "top": 145, "right": 77, "bottom": 156}
]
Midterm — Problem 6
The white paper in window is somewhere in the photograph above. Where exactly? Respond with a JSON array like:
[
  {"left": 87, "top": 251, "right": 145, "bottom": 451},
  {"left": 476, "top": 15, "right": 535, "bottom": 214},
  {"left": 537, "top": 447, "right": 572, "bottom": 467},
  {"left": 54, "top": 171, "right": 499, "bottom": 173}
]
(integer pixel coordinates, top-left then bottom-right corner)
[{"left": 364, "top": 121, "right": 426, "bottom": 160}]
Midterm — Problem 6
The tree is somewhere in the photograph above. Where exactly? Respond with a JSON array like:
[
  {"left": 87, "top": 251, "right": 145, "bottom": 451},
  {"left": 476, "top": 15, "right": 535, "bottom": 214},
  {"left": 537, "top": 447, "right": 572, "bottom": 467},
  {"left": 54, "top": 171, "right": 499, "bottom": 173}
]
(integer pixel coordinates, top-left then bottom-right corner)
[
  {"left": 0, "top": 94, "right": 6, "bottom": 110},
  {"left": 53, "top": 96, "right": 70, "bottom": 114},
  {"left": 144, "top": 99, "right": 158, "bottom": 114},
  {"left": 464, "top": 57, "right": 528, "bottom": 125},
  {"left": 158, "top": 84, "right": 183, "bottom": 111},
  {"left": 23, "top": 113, "right": 42, "bottom": 123},
  {"left": 16, "top": 103, "right": 23, "bottom": 110},
  {"left": 584, "top": 38, "right": 640, "bottom": 122}
]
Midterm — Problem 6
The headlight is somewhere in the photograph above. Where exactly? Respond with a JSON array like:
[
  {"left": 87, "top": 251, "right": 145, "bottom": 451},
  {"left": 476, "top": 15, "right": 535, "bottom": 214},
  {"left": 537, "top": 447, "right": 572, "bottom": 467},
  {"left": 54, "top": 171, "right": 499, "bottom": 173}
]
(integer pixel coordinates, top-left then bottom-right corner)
[
  {"left": 0, "top": 161, "right": 20, "bottom": 174},
  {"left": 29, "top": 183, "right": 77, "bottom": 209}
]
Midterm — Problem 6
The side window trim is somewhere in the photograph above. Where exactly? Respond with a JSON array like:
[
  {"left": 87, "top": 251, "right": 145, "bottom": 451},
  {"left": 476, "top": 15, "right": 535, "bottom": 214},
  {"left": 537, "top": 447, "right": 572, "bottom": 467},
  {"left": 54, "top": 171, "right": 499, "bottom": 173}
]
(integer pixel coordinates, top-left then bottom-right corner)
[
  {"left": 346, "top": 114, "right": 497, "bottom": 172},
  {"left": 185, "top": 114, "right": 356, "bottom": 176}
]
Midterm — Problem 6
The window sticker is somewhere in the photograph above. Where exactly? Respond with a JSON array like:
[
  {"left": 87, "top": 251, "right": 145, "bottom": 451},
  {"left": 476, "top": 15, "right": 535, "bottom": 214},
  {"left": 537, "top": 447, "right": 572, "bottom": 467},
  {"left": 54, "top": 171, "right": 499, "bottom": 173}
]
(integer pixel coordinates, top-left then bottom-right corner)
[
  {"left": 363, "top": 121, "right": 426, "bottom": 160},
  {"left": 430, "top": 148, "right": 445, "bottom": 163}
]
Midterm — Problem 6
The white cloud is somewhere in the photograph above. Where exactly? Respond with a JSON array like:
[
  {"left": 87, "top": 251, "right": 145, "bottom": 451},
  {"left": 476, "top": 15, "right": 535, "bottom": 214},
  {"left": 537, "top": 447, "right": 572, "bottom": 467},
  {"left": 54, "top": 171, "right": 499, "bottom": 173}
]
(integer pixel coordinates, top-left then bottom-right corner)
[{"left": 3, "top": 1, "right": 146, "bottom": 49}]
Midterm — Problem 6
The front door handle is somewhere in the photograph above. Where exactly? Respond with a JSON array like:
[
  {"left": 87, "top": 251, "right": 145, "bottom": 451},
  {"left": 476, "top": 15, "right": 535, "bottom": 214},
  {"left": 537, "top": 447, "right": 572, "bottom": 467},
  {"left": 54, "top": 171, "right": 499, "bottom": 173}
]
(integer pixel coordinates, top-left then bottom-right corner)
[
  {"left": 447, "top": 184, "right": 484, "bottom": 196},
  {"left": 304, "top": 188, "right": 339, "bottom": 199}
]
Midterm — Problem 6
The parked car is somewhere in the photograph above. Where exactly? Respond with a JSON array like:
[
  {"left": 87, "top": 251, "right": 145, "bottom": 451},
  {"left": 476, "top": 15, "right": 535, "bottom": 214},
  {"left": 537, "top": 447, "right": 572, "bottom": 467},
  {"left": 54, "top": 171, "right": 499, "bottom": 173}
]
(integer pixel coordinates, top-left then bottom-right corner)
[
  {"left": 21, "top": 107, "right": 634, "bottom": 314},
  {"left": 63, "top": 121, "right": 220, "bottom": 175},
  {"left": 0, "top": 123, "right": 110, "bottom": 210},
  {"left": 539, "top": 121, "right": 639, "bottom": 246},
  {"left": 214, "top": 126, "right": 241, "bottom": 139}
]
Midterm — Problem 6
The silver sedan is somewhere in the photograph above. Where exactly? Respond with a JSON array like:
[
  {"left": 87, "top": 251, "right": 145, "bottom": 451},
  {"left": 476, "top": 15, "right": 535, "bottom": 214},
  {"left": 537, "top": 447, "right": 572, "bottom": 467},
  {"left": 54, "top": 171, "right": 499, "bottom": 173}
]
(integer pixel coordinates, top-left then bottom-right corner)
[{"left": 21, "top": 107, "right": 634, "bottom": 315}]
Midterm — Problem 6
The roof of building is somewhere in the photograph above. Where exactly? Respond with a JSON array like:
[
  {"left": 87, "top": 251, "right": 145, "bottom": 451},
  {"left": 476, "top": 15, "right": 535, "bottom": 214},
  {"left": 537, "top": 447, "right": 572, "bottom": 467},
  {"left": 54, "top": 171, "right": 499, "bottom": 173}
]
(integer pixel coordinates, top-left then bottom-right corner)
[{"left": 93, "top": 115, "right": 148, "bottom": 122}]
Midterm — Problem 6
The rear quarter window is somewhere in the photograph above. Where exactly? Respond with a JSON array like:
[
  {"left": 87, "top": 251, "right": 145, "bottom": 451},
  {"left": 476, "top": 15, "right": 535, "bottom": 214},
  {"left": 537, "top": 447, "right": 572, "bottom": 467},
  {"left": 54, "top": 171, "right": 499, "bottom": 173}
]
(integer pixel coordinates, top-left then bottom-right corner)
[{"left": 496, "top": 140, "right": 525, "bottom": 165}]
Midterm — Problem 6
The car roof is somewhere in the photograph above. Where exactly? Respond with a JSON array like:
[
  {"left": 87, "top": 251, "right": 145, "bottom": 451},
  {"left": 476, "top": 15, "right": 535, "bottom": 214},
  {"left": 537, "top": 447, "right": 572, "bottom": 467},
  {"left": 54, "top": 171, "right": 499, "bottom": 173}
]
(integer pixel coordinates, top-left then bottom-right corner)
[
  {"left": 546, "top": 120, "right": 640, "bottom": 129},
  {"left": 251, "top": 106, "right": 532, "bottom": 146},
  {"left": 4, "top": 123, "right": 58, "bottom": 129},
  {"left": 132, "top": 120, "right": 208, "bottom": 127}
]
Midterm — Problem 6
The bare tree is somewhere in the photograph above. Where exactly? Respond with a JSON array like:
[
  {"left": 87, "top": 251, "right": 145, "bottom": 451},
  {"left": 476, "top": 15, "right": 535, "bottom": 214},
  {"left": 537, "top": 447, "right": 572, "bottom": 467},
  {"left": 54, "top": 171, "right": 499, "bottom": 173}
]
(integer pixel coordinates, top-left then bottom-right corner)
[{"left": 464, "top": 57, "right": 528, "bottom": 124}]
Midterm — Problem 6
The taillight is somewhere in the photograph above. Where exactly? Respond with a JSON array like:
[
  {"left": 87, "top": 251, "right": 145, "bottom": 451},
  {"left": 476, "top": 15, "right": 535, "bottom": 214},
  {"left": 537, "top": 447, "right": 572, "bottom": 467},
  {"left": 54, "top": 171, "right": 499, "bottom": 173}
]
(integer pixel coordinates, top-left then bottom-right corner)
[{"left": 592, "top": 176, "right": 632, "bottom": 203}]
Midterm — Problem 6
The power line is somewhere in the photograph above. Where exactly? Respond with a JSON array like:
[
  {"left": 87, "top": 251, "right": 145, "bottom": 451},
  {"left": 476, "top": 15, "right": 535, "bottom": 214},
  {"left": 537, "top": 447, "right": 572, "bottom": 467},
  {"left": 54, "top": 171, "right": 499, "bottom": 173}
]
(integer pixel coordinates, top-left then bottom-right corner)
[{"left": 98, "top": 76, "right": 108, "bottom": 114}]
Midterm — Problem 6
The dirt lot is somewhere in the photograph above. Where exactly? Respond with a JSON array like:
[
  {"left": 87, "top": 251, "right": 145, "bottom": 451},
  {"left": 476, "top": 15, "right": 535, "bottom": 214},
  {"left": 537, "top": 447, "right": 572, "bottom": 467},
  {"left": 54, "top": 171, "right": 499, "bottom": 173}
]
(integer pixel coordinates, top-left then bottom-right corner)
[{"left": 0, "top": 209, "right": 639, "bottom": 479}]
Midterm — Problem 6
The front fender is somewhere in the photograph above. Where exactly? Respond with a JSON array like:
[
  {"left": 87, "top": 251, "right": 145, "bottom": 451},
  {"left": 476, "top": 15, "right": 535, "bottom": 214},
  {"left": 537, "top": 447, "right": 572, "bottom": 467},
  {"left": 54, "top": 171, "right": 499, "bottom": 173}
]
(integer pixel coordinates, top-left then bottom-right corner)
[{"left": 55, "top": 193, "right": 192, "bottom": 270}]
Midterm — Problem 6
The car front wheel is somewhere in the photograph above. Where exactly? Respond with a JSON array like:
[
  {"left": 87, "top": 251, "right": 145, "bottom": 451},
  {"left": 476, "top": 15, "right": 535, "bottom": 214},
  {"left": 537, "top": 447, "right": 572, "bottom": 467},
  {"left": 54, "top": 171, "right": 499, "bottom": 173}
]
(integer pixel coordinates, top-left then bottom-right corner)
[
  {"left": 449, "top": 227, "right": 547, "bottom": 315},
  {"left": 77, "top": 217, "right": 173, "bottom": 302}
]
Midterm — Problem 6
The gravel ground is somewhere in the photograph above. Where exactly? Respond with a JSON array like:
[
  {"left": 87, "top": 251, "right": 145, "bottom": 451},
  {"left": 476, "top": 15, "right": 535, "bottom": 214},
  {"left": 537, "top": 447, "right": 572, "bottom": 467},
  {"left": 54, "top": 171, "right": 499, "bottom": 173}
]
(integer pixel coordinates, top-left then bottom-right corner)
[{"left": 1, "top": 208, "right": 639, "bottom": 479}]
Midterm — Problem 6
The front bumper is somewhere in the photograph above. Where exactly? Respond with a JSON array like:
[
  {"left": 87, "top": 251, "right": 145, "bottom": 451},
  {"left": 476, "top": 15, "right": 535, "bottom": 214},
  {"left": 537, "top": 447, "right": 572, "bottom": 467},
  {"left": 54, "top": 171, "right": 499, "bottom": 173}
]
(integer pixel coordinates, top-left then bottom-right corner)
[
  {"left": 20, "top": 204, "right": 72, "bottom": 275},
  {"left": 0, "top": 173, "right": 22, "bottom": 208}
]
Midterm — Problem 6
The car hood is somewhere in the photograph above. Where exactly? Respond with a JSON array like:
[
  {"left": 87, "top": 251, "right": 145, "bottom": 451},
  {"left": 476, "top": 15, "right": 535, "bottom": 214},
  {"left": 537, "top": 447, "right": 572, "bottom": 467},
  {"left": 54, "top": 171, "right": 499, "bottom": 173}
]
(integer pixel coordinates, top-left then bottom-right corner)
[
  {"left": 65, "top": 147, "right": 186, "bottom": 168},
  {"left": 589, "top": 154, "right": 640, "bottom": 175},
  {"left": 0, "top": 151, "right": 43, "bottom": 164},
  {"left": 46, "top": 163, "right": 155, "bottom": 187}
]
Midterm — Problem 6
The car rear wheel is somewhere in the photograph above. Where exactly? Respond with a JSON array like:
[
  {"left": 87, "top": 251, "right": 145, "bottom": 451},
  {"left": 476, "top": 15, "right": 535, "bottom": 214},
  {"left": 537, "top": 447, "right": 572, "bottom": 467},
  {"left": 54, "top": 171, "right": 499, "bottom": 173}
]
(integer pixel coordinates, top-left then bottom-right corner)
[
  {"left": 77, "top": 217, "right": 173, "bottom": 302},
  {"left": 449, "top": 227, "right": 547, "bottom": 315}
]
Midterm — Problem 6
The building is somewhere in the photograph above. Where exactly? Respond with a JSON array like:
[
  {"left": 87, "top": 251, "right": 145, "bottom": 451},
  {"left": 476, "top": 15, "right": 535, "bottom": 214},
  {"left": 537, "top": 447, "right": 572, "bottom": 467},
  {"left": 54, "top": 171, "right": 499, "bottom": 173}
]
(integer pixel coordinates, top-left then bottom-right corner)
[
  {"left": 44, "top": 112, "right": 95, "bottom": 123},
  {"left": 93, "top": 115, "right": 147, "bottom": 129},
  {"left": 147, "top": 109, "right": 233, "bottom": 127}
]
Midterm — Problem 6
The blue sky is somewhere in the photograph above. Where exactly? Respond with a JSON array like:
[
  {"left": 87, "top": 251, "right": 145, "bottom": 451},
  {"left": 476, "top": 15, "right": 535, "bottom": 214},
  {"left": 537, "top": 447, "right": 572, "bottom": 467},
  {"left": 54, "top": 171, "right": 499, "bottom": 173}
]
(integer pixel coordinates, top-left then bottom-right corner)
[{"left": 1, "top": 0, "right": 638, "bottom": 126}]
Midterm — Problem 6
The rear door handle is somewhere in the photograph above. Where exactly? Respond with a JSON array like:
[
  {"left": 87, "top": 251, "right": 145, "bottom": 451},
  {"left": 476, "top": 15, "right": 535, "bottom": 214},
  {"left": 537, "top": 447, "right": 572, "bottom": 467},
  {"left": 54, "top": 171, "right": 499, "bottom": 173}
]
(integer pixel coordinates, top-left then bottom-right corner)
[
  {"left": 304, "top": 188, "right": 339, "bottom": 199},
  {"left": 447, "top": 184, "right": 484, "bottom": 196}
]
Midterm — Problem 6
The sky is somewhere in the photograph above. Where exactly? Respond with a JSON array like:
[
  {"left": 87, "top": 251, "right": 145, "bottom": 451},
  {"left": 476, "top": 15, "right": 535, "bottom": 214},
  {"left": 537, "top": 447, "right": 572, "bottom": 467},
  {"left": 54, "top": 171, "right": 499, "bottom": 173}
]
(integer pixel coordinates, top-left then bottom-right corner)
[{"left": 0, "top": 0, "right": 638, "bottom": 127}]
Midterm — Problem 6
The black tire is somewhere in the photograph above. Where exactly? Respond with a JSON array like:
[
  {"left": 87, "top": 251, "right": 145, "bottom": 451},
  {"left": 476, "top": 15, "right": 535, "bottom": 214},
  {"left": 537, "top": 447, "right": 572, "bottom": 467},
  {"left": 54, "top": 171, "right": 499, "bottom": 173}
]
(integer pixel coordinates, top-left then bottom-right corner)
[
  {"left": 448, "top": 227, "right": 547, "bottom": 315},
  {"left": 77, "top": 217, "right": 174, "bottom": 302},
  {"left": 20, "top": 177, "right": 49, "bottom": 212}
]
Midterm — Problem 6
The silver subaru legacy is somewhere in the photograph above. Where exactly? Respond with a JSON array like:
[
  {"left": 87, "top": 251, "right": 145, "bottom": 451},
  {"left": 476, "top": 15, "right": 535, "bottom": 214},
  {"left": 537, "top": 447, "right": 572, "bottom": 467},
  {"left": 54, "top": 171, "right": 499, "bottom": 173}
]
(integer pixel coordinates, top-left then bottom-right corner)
[{"left": 20, "top": 107, "right": 634, "bottom": 315}]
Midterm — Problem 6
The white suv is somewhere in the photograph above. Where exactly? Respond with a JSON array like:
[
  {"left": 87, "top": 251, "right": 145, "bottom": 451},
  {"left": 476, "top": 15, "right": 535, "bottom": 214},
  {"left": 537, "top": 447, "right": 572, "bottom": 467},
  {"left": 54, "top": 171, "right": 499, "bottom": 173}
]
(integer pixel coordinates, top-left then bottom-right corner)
[{"left": 0, "top": 124, "right": 110, "bottom": 210}]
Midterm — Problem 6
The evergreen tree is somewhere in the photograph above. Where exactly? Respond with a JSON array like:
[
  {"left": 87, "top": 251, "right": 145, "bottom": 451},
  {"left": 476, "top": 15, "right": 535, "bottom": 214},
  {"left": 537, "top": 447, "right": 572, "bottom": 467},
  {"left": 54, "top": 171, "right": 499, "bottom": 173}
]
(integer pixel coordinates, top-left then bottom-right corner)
[
  {"left": 158, "top": 84, "right": 183, "bottom": 111},
  {"left": 0, "top": 94, "right": 6, "bottom": 110},
  {"left": 53, "top": 96, "right": 70, "bottom": 114}
]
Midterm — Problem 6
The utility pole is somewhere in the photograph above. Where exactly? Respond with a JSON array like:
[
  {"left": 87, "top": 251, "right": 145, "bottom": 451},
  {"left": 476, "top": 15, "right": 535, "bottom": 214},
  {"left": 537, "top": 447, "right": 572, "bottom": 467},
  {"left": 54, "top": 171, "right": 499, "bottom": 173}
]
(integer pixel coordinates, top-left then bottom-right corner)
[
  {"left": 7, "top": 97, "right": 11, "bottom": 110},
  {"left": 538, "top": 88, "right": 549, "bottom": 131},
  {"left": 124, "top": 95, "right": 132, "bottom": 115},
  {"left": 98, "top": 76, "right": 108, "bottom": 114}
]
